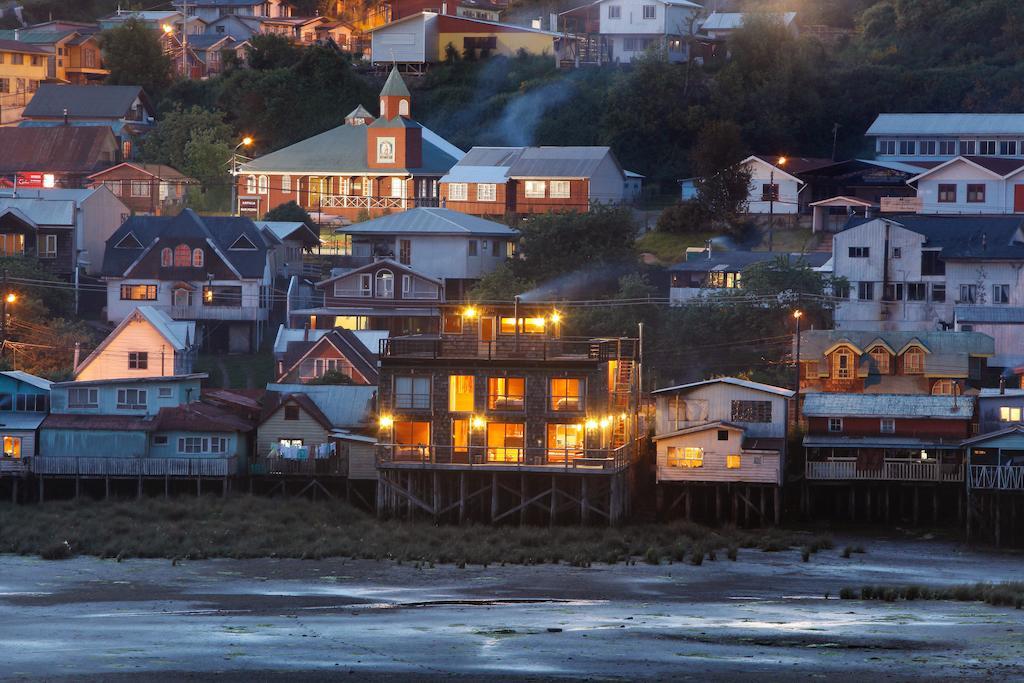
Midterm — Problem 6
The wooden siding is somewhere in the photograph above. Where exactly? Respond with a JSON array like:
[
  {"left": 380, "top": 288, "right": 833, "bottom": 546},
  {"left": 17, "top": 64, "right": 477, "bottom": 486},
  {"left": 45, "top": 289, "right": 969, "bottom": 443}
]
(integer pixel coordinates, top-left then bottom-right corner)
[
  {"left": 0, "top": 429, "right": 36, "bottom": 457},
  {"left": 40, "top": 428, "right": 149, "bottom": 458},
  {"left": 512, "top": 178, "right": 590, "bottom": 214},
  {"left": 656, "top": 428, "right": 781, "bottom": 485},
  {"left": 654, "top": 383, "right": 788, "bottom": 439},
  {"left": 806, "top": 416, "right": 971, "bottom": 439},
  {"left": 257, "top": 402, "right": 330, "bottom": 457},
  {"left": 279, "top": 342, "right": 370, "bottom": 385},
  {"left": 346, "top": 440, "right": 377, "bottom": 479},
  {"left": 439, "top": 181, "right": 508, "bottom": 216},
  {"left": 76, "top": 316, "right": 184, "bottom": 381}
]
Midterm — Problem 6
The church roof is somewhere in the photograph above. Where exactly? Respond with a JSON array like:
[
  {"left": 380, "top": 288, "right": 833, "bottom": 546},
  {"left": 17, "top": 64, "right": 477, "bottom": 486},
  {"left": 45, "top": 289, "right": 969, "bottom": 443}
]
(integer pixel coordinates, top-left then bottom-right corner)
[
  {"left": 345, "top": 104, "right": 373, "bottom": 121},
  {"left": 380, "top": 66, "right": 411, "bottom": 98}
]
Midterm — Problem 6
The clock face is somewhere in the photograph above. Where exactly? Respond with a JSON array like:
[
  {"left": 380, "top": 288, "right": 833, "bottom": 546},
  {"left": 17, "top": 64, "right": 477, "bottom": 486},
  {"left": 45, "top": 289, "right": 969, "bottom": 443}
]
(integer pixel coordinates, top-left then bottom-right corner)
[{"left": 377, "top": 137, "right": 396, "bottom": 163}]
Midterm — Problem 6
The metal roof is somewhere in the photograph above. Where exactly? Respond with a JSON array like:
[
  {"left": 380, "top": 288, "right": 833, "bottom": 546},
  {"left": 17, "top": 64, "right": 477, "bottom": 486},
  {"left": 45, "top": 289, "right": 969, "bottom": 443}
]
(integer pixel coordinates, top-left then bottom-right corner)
[
  {"left": 978, "top": 388, "right": 1024, "bottom": 398},
  {"left": 652, "top": 376, "right": 793, "bottom": 397},
  {"left": 867, "top": 215, "right": 1024, "bottom": 260},
  {"left": 0, "top": 411, "right": 47, "bottom": 431},
  {"left": 799, "top": 329, "right": 995, "bottom": 378},
  {"left": 89, "top": 162, "right": 195, "bottom": 182},
  {"left": 439, "top": 165, "right": 512, "bottom": 185},
  {"left": 803, "top": 435, "right": 964, "bottom": 449},
  {"left": 669, "top": 251, "right": 830, "bottom": 272},
  {"left": 955, "top": 305, "right": 1024, "bottom": 324},
  {"left": 0, "top": 38, "right": 51, "bottom": 54},
  {"left": 336, "top": 207, "right": 517, "bottom": 236},
  {"left": 510, "top": 146, "right": 619, "bottom": 179},
  {"left": 0, "top": 126, "right": 117, "bottom": 174},
  {"left": 24, "top": 84, "right": 149, "bottom": 120},
  {"left": 0, "top": 197, "right": 75, "bottom": 227},
  {"left": 273, "top": 325, "right": 329, "bottom": 356},
  {"left": 0, "top": 371, "right": 52, "bottom": 392},
  {"left": 380, "top": 66, "right": 411, "bottom": 97},
  {"left": 265, "top": 383, "right": 376, "bottom": 428},
  {"left": 702, "top": 11, "right": 797, "bottom": 30},
  {"left": 802, "top": 393, "right": 975, "bottom": 419},
  {"left": 866, "top": 114, "right": 1024, "bottom": 137}
]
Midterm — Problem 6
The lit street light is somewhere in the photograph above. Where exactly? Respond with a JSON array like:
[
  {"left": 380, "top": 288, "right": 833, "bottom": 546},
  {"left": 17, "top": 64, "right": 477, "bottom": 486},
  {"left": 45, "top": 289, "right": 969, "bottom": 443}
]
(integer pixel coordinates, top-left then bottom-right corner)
[{"left": 230, "top": 136, "right": 254, "bottom": 216}]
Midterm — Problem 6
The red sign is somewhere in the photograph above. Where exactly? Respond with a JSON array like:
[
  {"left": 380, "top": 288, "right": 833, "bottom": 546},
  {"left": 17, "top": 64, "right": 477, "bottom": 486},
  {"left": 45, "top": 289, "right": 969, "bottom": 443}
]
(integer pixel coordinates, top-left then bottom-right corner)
[
  {"left": 15, "top": 172, "right": 56, "bottom": 188},
  {"left": 238, "top": 196, "right": 261, "bottom": 216}
]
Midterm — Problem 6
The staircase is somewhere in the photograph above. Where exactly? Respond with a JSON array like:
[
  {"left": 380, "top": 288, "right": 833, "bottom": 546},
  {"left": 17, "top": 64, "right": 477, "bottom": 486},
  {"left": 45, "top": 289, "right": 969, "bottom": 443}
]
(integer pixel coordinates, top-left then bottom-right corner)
[
  {"left": 813, "top": 232, "right": 834, "bottom": 254},
  {"left": 610, "top": 359, "right": 635, "bottom": 449}
]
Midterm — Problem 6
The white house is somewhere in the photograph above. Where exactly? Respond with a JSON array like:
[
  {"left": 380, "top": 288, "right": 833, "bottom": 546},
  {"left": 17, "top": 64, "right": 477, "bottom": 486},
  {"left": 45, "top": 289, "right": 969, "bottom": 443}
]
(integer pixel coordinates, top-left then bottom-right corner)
[
  {"left": 652, "top": 377, "right": 792, "bottom": 522},
  {"left": 866, "top": 114, "right": 1024, "bottom": 164},
  {"left": 256, "top": 220, "right": 320, "bottom": 279},
  {"left": 700, "top": 11, "right": 798, "bottom": 39},
  {"left": 831, "top": 215, "right": 1024, "bottom": 356},
  {"left": 75, "top": 306, "right": 196, "bottom": 382},
  {"left": 595, "top": 0, "right": 701, "bottom": 63},
  {"left": 738, "top": 155, "right": 803, "bottom": 215},
  {"left": 909, "top": 156, "right": 1024, "bottom": 215},
  {"left": 175, "top": 0, "right": 294, "bottom": 22}
]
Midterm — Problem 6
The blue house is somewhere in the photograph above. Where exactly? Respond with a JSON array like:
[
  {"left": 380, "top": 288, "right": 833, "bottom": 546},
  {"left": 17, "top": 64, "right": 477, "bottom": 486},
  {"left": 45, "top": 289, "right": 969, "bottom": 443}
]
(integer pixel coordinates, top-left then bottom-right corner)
[{"left": 0, "top": 371, "right": 52, "bottom": 461}]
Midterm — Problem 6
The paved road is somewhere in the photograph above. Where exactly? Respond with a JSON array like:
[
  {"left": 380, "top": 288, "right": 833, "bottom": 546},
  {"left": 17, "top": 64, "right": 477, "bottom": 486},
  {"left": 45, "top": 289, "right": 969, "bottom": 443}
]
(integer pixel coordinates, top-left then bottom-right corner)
[{"left": 2, "top": 535, "right": 1024, "bottom": 680}]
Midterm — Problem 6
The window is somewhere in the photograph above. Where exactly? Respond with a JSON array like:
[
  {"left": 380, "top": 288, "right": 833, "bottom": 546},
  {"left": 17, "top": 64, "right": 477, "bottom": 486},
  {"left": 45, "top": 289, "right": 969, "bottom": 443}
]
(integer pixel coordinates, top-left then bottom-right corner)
[
  {"left": 959, "top": 284, "right": 977, "bottom": 304},
  {"left": 869, "top": 346, "right": 890, "bottom": 373},
  {"left": 258, "top": 175, "right": 269, "bottom": 195},
  {"left": 607, "top": 4, "right": 620, "bottom": 18},
  {"left": 448, "top": 183, "right": 467, "bottom": 201},
  {"left": 500, "top": 317, "right": 545, "bottom": 334},
  {"left": 979, "top": 140, "right": 997, "bottom": 155},
  {"left": 158, "top": 387, "right": 173, "bottom": 398},
  {"left": 761, "top": 183, "right": 779, "bottom": 201},
  {"left": 1000, "top": 406, "right": 1022, "bottom": 422},
  {"left": 0, "top": 234, "right": 24, "bottom": 256},
  {"left": 967, "top": 184, "right": 986, "bottom": 203},
  {"left": 452, "top": 418, "right": 469, "bottom": 456},
  {"left": 828, "top": 417, "right": 843, "bottom": 433},
  {"left": 153, "top": 435, "right": 168, "bottom": 446},
  {"left": 130, "top": 181, "right": 151, "bottom": 197},
  {"left": 1001, "top": 140, "right": 1018, "bottom": 156},
  {"left": 476, "top": 183, "right": 496, "bottom": 202},
  {"left": 16, "top": 394, "right": 47, "bottom": 412},
  {"left": 443, "top": 313, "right": 463, "bottom": 334},
  {"left": 960, "top": 140, "right": 976, "bottom": 155},
  {"left": 717, "top": 429, "right": 729, "bottom": 441},
  {"left": 524, "top": 181, "right": 546, "bottom": 198},
  {"left": 642, "top": 4, "right": 656, "bottom": 18},
  {"left": 550, "top": 180, "right": 570, "bottom": 198},
  {"left": 994, "top": 284, "right": 1010, "bottom": 304},
  {"left": 833, "top": 349, "right": 853, "bottom": 379},
  {"left": 468, "top": 240, "right": 478, "bottom": 256},
  {"left": 245, "top": 175, "right": 256, "bottom": 194},
  {"left": 939, "top": 140, "right": 957, "bottom": 155},
  {"left": 726, "top": 455, "right": 741, "bottom": 469},
  {"left": 395, "top": 376, "right": 431, "bottom": 409},
  {"left": 0, "top": 78, "right": 8, "bottom": 94},
  {"left": 449, "top": 375, "right": 474, "bottom": 412},
  {"left": 707, "top": 271, "right": 741, "bottom": 289},
  {"left": 921, "top": 251, "right": 945, "bottom": 276},
  {"left": 356, "top": 273, "right": 371, "bottom": 297},
  {"left": 116, "top": 388, "right": 147, "bottom": 410},
  {"left": 284, "top": 404, "right": 300, "bottom": 420},
  {"left": 848, "top": 246, "right": 870, "bottom": 258},
  {"left": 68, "top": 387, "right": 98, "bottom": 408},
  {"left": 667, "top": 446, "right": 703, "bottom": 468},
  {"left": 192, "top": 248, "right": 204, "bottom": 267},
  {"left": 399, "top": 239, "right": 411, "bottom": 265},
  {"left": 920, "top": 140, "right": 936, "bottom": 156},
  {"left": 892, "top": 247, "right": 901, "bottom": 259},
  {"left": 833, "top": 282, "right": 850, "bottom": 299},
  {"left": 880, "top": 418, "right": 895, "bottom": 434},
  {"left": 173, "top": 244, "right": 191, "bottom": 267},
  {"left": 120, "top": 284, "right": 157, "bottom": 300},
  {"left": 394, "top": 421, "right": 431, "bottom": 456},
  {"left": 899, "top": 140, "right": 916, "bottom": 156},
  {"left": 547, "top": 423, "right": 583, "bottom": 462},
  {"left": 931, "top": 283, "right": 946, "bottom": 302},
  {"left": 391, "top": 177, "right": 403, "bottom": 198},
  {"left": 488, "top": 377, "right": 525, "bottom": 410},
  {"left": 38, "top": 234, "right": 57, "bottom": 259},
  {"left": 877, "top": 140, "right": 896, "bottom": 155},
  {"left": 903, "top": 347, "right": 925, "bottom": 373},
  {"left": 128, "top": 352, "right": 148, "bottom": 369},
  {"left": 178, "top": 436, "right": 227, "bottom": 454},
  {"left": 375, "top": 269, "right": 394, "bottom": 298},
  {"left": 932, "top": 379, "right": 956, "bottom": 395},
  {"left": 907, "top": 283, "right": 926, "bottom": 301},
  {"left": 883, "top": 283, "right": 904, "bottom": 301},
  {"left": 10, "top": 53, "right": 22, "bottom": 65},
  {"left": 857, "top": 281, "right": 874, "bottom": 300},
  {"left": 281, "top": 175, "right": 291, "bottom": 193},
  {"left": 731, "top": 400, "right": 772, "bottom": 423},
  {"left": 203, "top": 285, "right": 242, "bottom": 307},
  {"left": 2, "top": 436, "right": 21, "bottom": 458},
  {"left": 161, "top": 248, "right": 172, "bottom": 267},
  {"left": 550, "top": 378, "right": 582, "bottom": 412},
  {"left": 486, "top": 422, "right": 524, "bottom": 462}
]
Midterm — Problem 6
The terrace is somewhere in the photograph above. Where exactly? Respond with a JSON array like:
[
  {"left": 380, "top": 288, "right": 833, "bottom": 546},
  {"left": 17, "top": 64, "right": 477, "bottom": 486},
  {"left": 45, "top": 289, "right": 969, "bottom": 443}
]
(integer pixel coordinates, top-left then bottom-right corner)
[
  {"left": 377, "top": 442, "right": 635, "bottom": 473},
  {"left": 381, "top": 335, "right": 637, "bottom": 363},
  {"left": 805, "top": 456, "right": 965, "bottom": 483}
]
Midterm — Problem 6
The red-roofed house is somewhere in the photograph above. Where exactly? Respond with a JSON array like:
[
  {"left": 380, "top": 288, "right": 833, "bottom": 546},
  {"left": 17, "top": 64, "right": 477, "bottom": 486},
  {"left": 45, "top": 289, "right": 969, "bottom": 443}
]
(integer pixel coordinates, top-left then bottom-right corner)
[{"left": 88, "top": 162, "right": 198, "bottom": 215}]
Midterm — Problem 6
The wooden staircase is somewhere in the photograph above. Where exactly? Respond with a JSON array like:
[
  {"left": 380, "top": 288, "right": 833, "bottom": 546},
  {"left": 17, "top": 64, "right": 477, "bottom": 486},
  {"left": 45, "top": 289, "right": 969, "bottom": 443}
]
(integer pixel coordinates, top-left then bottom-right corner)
[
  {"left": 814, "top": 232, "right": 834, "bottom": 254},
  {"left": 611, "top": 359, "right": 635, "bottom": 449}
]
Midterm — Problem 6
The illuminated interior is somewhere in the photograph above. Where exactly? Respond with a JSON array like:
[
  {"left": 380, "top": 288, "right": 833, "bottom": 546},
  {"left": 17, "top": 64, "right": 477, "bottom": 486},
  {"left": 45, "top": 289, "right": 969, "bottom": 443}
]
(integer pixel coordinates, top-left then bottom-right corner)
[
  {"left": 452, "top": 418, "right": 469, "bottom": 456},
  {"left": 546, "top": 424, "right": 583, "bottom": 463},
  {"left": 486, "top": 422, "right": 524, "bottom": 462},
  {"left": 499, "top": 317, "right": 546, "bottom": 335},
  {"left": 667, "top": 446, "right": 703, "bottom": 468},
  {"left": 394, "top": 421, "right": 431, "bottom": 458},
  {"left": 2, "top": 435, "right": 20, "bottom": 458},
  {"left": 487, "top": 377, "right": 525, "bottom": 410},
  {"left": 448, "top": 375, "right": 474, "bottom": 412},
  {"left": 550, "top": 378, "right": 582, "bottom": 411}
]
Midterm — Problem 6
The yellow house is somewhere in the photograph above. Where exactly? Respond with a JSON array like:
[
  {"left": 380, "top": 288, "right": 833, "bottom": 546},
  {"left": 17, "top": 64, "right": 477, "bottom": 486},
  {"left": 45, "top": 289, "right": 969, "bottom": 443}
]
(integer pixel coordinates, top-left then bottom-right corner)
[
  {"left": 0, "top": 38, "right": 49, "bottom": 95},
  {"left": 435, "top": 14, "right": 557, "bottom": 59},
  {"left": 0, "top": 30, "right": 108, "bottom": 86},
  {"left": 74, "top": 306, "right": 197, "bottom": 382}
]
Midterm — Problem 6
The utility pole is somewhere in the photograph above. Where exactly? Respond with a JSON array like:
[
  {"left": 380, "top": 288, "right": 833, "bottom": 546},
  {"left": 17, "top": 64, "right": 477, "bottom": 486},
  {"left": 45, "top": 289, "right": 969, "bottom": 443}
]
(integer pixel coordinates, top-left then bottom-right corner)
[
  {"left": 181, "top": 0, "right": 188, "bottom": 78},
  {"left": 1, "top": 268, "right": 7, "bottom": 344},
  {"left": 793, "top": 309, "right": 803, "bottom": 427}
]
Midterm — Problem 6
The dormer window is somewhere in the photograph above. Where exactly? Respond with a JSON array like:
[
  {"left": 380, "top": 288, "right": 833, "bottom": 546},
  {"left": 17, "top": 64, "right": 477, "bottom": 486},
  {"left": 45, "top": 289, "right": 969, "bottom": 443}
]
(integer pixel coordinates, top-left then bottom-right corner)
[
  {"left": 903, "top": 347, "right": 925, "bottom": 374},
  {"left": 192, "top": 248, "right": 204, "bottom": 268},
  {"left": 868, "top": 346, "right": 890, "bottom": 374},
  {"left": 173, "top": 244, "right": 191, "bottom": 267},
  {"left": 161, "top": 247, "right": 173, "bottom": 267},
  {"left": 832, "top": 348, "right": 853, "bottom": 380},
  {"left": 376, "top": 269, "right": 394, "bottom": 298}
]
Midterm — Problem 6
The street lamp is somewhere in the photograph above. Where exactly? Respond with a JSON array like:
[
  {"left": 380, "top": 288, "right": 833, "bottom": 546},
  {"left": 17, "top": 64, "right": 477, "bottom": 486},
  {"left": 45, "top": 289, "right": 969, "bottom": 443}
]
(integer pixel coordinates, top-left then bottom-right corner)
[
  {"left": 230, "top": 136, "right": 253, "bottom": 216},
  {"left": 1, "top": 290, "right": 15, "bottom": 343},
  {"left": 793, "top": 309, "right": 802, "bottom": 426},
  {"left": 769, "top": 156, "right": 786, "bottom": 252}
]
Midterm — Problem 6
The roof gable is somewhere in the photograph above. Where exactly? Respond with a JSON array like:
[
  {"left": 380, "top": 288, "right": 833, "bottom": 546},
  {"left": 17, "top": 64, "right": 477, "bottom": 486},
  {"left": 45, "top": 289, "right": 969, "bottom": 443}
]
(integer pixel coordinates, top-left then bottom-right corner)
[
  {"left": 317, "top": 258, "right": 442, "bottom": 289},
  {"left": 281, "top": 329, "right": 379, "bottom": 385},
  {"left": 74, "top": 306, "right": 194, "bottom": 379},
  {"left": 23, "top": 85, "right": 151, "bottom": 120},
  {"left": 652, "top": 376, "right": 793, "bottom": 397},
  {"left": 114, "top": 232, "right": 143, "bottom": 249}
]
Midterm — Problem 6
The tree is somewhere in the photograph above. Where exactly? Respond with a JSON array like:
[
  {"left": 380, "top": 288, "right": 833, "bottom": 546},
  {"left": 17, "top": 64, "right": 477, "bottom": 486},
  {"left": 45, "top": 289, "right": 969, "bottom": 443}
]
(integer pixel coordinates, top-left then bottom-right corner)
[
  {"left": 468, "top": 262, "right": 534, "bottom": 302},
  {"left": 264, "top": 201, "right": 317, "bottom": 232},
  {"left": 246, "top": 33, "right": 303, "bottom": 70},
  {"left": 99, "top": 17, "right": 172, "bottom": 98}
]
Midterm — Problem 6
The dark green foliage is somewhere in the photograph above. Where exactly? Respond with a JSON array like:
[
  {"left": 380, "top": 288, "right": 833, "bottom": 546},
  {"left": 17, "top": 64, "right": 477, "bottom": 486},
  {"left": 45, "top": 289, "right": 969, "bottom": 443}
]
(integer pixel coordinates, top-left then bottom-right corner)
[
  {"left": 99, "top": 17, "right": 172, "bottom": 99},
  {"left": 842, "top": 582, "right": 1024, "bottom": 607},
  {"left": 468, "top": 262, "right": 534, "bottom": 302},
  {"left": 246, "top": 33, "right": 303, "bottom": 70},
  {"left": 655, "top": 201, "right": 708, "bottom": 234},
  {"left": 263, "top": 200, "right": 317, "bottom": 232},
  {"left": 306, "top": 370, "right": 356, "bottom": 386}
]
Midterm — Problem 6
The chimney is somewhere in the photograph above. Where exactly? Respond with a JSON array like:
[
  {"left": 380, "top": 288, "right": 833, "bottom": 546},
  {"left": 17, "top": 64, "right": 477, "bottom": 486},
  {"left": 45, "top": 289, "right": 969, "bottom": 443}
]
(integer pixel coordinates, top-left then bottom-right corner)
[
  {"left": 13, "top": 28, "right": 19, "bottom": 41},
  {"left": 441, "top": 2, "right": 447, "bottom": 14},
  {"left": 303, "top": 322, "right": 310, "bottom": 341},
  {"left": 63, "top": 108, "right": 69, "bottom": 126},
  {"left": 73, "top": 341, "right": 80, "bottom": 371},
  {"left": 1000, "top": 376, "right": 1006, "bottom": 395}
]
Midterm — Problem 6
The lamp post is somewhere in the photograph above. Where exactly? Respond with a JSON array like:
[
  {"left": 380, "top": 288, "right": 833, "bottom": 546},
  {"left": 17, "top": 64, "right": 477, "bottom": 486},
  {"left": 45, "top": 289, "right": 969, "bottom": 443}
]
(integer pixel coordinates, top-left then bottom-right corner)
[
  {"left": 230, "top": 136, "right": 253, "bottom": 216},
  {"left": 768, "top": 156, "right": 786, "bottom": 252},
  {"left": 793, "top": 309, "right": 802, "bottom": 427},
  {"left": 0, "top": 268, "right": 15, "bottom": 345}
]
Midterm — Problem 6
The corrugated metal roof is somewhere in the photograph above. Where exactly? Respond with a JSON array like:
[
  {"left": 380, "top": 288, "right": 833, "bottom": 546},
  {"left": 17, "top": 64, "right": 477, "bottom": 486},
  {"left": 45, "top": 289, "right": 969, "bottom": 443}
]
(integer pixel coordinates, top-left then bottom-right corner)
[
  {"left": 266, "top": 383, "right": 376, "bottom": 428},
  {"left": 380, "top": 66, "right": 411, "bottom": 97},
  {"left": 273, "top": 325, "right": 329, "bottom": 356},
  {"left": 669, "top": 251, "right": 829, "bottom": 272},
  {"left": 24, "top": 84, "right": 148, "bottom": 120},
  {"left": 853, "top": 159, "right": 931, "bottom": 174},
  {"left": 979, "top": 388, "right": 1024, "bottom": 397},
  {"left": 652, "top": 376, "right": 793, "bottom": 397},
  {"left": 802, "top": 393, "right": 975, "bottom": 418},
  {"left": 459, "top": 147, "right": 524, "bottom": 167},
  {"left": 0, "top": 126, "right": 117, "bottom": 174},
  {"left": 337, "top": 207, "right": 517, "bottom": 236},
  {"left": 439, "top": 165, "right": 512, "bottom": 184},
  {"left": 508, "top": 146, "right": 619, "bottom": 179},
  {"left": 955, "top": 305, "right": 1024, "bottom": 324},
  {"left": 804, "top": 435, "right": 963, "bottom": 449},
  {"left": 0, "top": 371, "right": 52, "bottom": 392},
  {"left": 866, "top": 114, "right": 1024, "bottom": 137},
  {"left": 0, "top": 39, "right": 51, "bottom": 54},
  {"left": 0, "top": 411, "right": 47, "bottom": 431},
  {"left": 702, "top": 11, "right": 796, "bottom": 30},
  {"left": 89, "top": 162, "right": 194, "bottom": 182},
  {"left": 0, "top": 197, "right": 75, "bottom": 227},
  {"left": 138, "top": 306, "right": 194, "bottom": 351}
]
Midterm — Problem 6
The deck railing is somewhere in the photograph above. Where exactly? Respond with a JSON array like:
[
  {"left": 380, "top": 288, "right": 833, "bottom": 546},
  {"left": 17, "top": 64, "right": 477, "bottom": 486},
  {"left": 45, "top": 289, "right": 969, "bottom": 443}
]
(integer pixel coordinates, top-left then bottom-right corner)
[
  {"left": 806, "top": 457, "right": 964, "bottom": 482},
  {"left": 376, "top": 443, "right": 634, "bottom": 471},
  {"left": 154, "top": 304, "right": 268, "bottom": 321},
  {"left": 381, "top": 336, "right": 638, "bottom": 362},
  {"left": 0, "top": 457, "right": 29, "bottom": 475},
  {"left": 969, "top": 465, "right": 1024, "bottom": 490},
  {"left": 32, "top": 456, "right": 236, "bottom": 477},
  {"left": 249, "top": 455, "right": 346, "bottom": 476}
]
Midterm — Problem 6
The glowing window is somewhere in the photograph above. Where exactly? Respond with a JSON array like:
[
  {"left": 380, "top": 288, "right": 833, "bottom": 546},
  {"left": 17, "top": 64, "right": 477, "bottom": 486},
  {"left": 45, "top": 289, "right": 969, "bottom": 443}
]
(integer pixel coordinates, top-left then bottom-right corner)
[
  {"left": 448, "top": 375, "right": 474, "bottom": 412},
  {"left": 550, "top": 378, "right": 582, "bottom": 412},
  {"left": 547, "top": 423, "right": 583, "bottom": 462},
  {"left": 667, "top": 446, "right": 702, "bottom": 468},
  {"left": 192, "top": 248, "right": 204, "bottom": 268},
  {"left": 726, "top": 454, "right": 741, "bottom": 469},
  {"left": 488, "top": 377, "right": 525, "bottom": 410},
  {"left": 173, "top": 244, "right": 191, "bottom": 267},
  {"left": 1000, "top": 406, "right": 1022, "bottom": 422},
  {"left": 486, "top": 422, "right": 524, "bottom": 463},
  {"left": 499, "top": 317, "right": 545, "bottom": 335}
]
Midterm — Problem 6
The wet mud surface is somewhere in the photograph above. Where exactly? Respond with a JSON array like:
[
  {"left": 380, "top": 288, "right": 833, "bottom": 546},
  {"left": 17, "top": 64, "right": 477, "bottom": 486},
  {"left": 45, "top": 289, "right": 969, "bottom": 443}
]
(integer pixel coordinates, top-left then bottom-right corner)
[{"left": 1, "top": 535, "right": 1024, "bottom": 680}]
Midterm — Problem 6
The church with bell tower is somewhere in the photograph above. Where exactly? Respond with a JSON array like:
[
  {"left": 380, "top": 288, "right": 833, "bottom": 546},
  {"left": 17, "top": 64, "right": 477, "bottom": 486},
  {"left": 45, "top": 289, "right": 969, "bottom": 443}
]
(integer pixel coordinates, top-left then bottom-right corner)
[{"left": 368, "top": 67, "right": 423, "bottom": 170}]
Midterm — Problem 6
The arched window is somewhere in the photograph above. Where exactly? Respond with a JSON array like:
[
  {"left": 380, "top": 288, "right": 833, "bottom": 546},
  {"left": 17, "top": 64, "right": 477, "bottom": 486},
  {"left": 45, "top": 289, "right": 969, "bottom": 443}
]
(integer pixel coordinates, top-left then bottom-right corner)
[
  {"left": 903, "top": 347, "right": 924, "bottom": 374},
  {"left": 375, "top": 269, "right": 394, "bottom": 298},
  {"left": 173, "top": 244, "right": 191, "bottom": 267},
  {"left": 258, "top": 175, "right": 269, "bottom": 195},
  {"left": 832, "top": 348, "right": 853, "bottom": 380},
  {"left": 868, "top": 346, "right": 890, "bottom": 374},
  {"left": 380, "top": 98, "right": 387, "bottom": 118},
  {"left": 160, "top": 247, "right": 172, "bottom": 267},
  {"left": 192, "top": 248, "right": 204, "bottom": 268},
  {"left": 932, "top": 379, "right": 956, "bottom": 395},
  {"left": 398, "top": 99, "right": 409, "bottom": 117},
  {"left": 245, "top": 175, "right": 256, "bottom": 194}
]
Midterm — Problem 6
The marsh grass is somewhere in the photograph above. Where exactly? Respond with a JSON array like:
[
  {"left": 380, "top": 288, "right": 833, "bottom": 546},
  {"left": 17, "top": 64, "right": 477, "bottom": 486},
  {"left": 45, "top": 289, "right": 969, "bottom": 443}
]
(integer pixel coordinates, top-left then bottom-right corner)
[
  {"left": 0, "top": 497, "right": 831, "bottom": 564},
  {"left": 842, "top": 582, "right": 1024, "bottom": 608}
]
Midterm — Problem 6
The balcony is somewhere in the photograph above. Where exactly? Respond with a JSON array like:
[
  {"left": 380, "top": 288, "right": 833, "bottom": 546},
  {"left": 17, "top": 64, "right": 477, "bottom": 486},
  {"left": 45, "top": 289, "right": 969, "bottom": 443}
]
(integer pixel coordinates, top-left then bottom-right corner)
[
  {"left": 381, "top": 336, "right": 638, "bottom": 362},
  {"left": 317, "top": 195, "right": 440, "bottom": 210},
  {"left": 806, "top": 457, "right": 964, "bottom": 482},
  {"left": 0, "top": 457, "right": 29, "bottom": 475},
  {"left": 154, "top": 304, "right": 268, "bottom": 322},
  {"left": 969, "top": 465, "right": 1024, "bottom": 491},
  {"left": 377, "top": 443, "right": 634, "bottom": 472},
  {"left": 32, "top": 456, "right": 236, "bottom": 477}
]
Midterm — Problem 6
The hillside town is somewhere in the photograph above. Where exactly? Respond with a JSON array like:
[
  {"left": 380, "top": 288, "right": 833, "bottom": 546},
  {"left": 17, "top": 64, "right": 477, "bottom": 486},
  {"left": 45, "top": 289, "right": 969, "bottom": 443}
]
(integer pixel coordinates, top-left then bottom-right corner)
[{"left": 3, "top": 0, "right": 1024, "bottom": 679}]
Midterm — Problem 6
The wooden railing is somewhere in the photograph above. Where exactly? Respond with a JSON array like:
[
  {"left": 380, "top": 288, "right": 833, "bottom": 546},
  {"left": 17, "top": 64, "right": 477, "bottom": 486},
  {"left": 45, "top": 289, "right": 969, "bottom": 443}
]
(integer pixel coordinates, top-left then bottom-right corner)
[
  {"left": 376, "top": 443, "right": 634, "bottom": 471},
  {"left": 318, "top": 195, "right": 439, "bottom": 210},
  {"left": 155, "top": 304, "right": 268, "bottom": 321},
  {"left": 32, "top": 456, "right": 236, "bottom": 477},
  {"left": 249, "top": 455, "right": 346, "bottom": 477},
  {"left": 381, "top": 336, "right": 638, "bottom": 362},
  {"left": 969, "top": 465, "right": 1024, "bottom": 491},
  {"left": 0, "top": 457, "right": 29, "bottom": 475},
  {"left": 806, "top": 457, "right": 964, "bottom": 482}
]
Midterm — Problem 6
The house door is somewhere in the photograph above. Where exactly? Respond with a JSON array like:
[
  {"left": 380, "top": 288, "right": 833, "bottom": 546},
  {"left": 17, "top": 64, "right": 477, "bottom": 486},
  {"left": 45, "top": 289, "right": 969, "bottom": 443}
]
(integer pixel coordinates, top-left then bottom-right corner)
[
  {"left": 1014, "top": 185, "right": 1024, "bottom": 213},
  {"left": 173, "top": 288, "right": 190, "bottom": 308},
  {"left": 479, "top": 316, "right": 495, "bottom": 357},
  {"left": 308, "top": 176, "right": 324, "bottom": 209}
]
